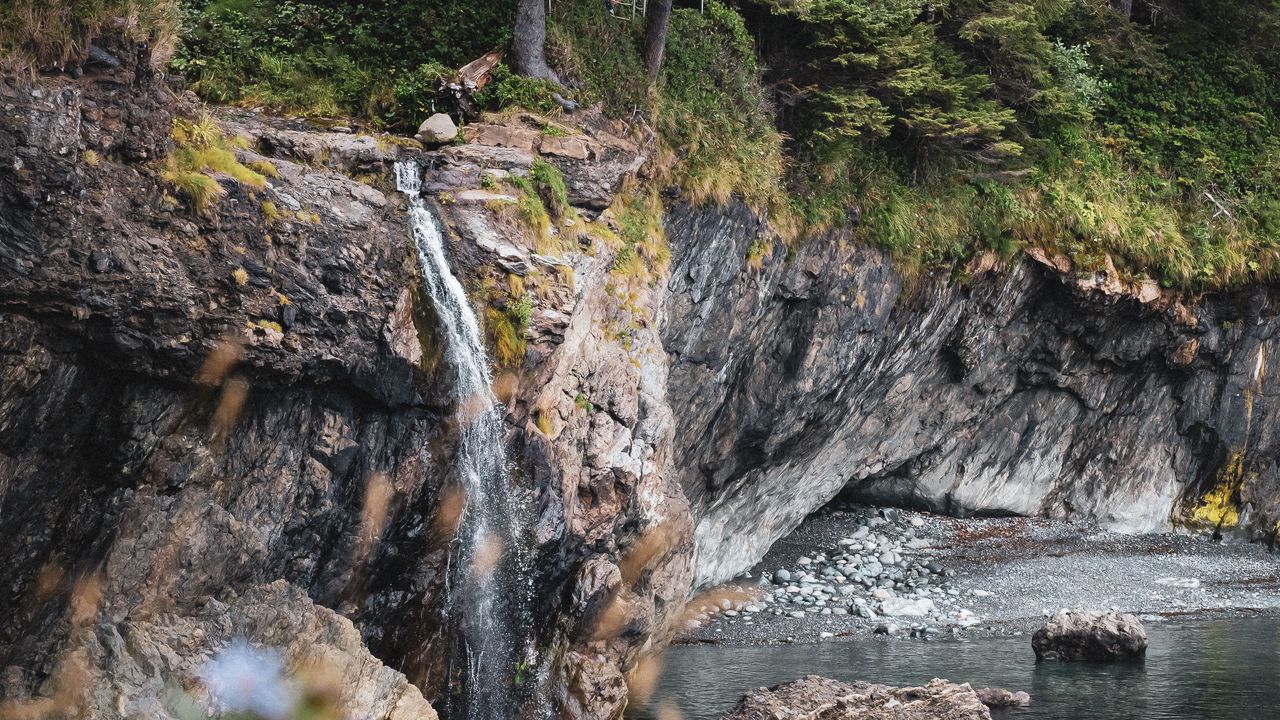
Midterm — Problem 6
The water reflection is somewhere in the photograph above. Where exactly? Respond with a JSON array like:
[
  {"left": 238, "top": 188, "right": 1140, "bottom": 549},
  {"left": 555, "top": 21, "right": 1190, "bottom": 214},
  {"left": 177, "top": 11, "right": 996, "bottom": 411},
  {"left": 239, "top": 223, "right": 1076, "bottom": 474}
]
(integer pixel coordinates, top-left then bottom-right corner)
[{"left": 638, "top": 616, "right": 1280, "bottom": 720}]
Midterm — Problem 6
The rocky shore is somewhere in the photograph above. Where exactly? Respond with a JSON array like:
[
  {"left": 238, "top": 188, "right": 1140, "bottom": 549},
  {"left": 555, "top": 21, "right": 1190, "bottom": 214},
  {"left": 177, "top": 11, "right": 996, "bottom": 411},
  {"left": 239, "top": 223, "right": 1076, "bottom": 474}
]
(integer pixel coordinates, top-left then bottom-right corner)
[{"left": 683, "top": 505, "right": 1280, "bottom": 645}]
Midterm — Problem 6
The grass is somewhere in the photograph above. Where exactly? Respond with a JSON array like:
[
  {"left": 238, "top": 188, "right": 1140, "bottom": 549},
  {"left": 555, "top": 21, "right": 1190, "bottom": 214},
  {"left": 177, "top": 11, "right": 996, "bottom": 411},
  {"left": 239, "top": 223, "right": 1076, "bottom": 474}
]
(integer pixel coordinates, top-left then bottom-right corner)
[
  {"left": 530, "top": 158, "right": 569, "bottom": 218},
  {"left": 164, "top": 169, "right": 225, "bottom": 214},
  {"left": 160, "top": 114, "right": 267, "bottom": 215},
  {"left": 549, "top": 1, "right": 789, "bottom": 219},
  {"left": 260, "top": 199, "right": 281, "bottom": 222},
  {"left": 612, "top": 187, "right": 670, "bottom": 285},
  {"left": 485, "top": 305, "right": 527, "bottom": 368},
  {"left": 172, "top": 1, "right": 515, "bottom": 129},
  {"left": 150, "top": 0, "right": 1280, "bottom": 290},
  {"left": 0, "top": 0, "right": 178, "bottom": 71}
]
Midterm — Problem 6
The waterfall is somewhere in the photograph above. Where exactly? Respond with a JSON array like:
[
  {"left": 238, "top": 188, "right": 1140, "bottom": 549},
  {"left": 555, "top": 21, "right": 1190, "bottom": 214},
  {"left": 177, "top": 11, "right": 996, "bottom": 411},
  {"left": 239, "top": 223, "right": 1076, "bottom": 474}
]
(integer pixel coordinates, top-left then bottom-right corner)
[{"left": 395, "top": 161, "right": 543, "bottom": 720}]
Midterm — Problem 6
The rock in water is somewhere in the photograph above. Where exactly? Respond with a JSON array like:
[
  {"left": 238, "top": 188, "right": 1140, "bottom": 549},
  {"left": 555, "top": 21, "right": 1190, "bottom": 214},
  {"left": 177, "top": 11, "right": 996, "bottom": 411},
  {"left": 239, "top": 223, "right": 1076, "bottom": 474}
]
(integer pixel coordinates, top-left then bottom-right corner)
[
  {"left": 723, "top": 675, "right": 992, "bottom": 719},
  {"left": 974, "top": 687, "right": 1032, "bottom": 708},
  {"left": 415, "top": 113, "right": 458, "bottom": 144},
  {"left": 1032, "top": 609, "right": 1147, "bottom": 661}
]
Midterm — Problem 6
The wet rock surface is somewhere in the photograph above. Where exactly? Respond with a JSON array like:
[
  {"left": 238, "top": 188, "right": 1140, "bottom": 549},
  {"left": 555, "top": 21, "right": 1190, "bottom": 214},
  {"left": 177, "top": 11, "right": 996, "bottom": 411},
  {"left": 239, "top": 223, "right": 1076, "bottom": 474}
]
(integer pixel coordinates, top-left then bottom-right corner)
[
  {"left": 723, "top": 675, "right": 992, "bottom": 720},
  {"left": 1031, "top": 610, "right": 1147, "bottom": 662},
  {"left": 973, "top": 687, "right": 1031, "bottom": 708}
]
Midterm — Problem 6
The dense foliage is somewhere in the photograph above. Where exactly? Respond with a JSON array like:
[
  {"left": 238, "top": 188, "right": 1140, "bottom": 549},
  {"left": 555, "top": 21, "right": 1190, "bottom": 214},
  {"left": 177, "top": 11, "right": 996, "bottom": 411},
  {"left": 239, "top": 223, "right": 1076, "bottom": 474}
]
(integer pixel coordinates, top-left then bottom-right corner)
[
  {"left": 548, "top": 0, "right": 788, "bottom": 214},
  {"left": 770, "top": 0, "right": 1280, "bottom": 284},
  {"left": 11, "top": 0, "right": 1280, "bottom": 287},
  {"left": 172, "top": 0, "right": 515, "bottom": 127}
]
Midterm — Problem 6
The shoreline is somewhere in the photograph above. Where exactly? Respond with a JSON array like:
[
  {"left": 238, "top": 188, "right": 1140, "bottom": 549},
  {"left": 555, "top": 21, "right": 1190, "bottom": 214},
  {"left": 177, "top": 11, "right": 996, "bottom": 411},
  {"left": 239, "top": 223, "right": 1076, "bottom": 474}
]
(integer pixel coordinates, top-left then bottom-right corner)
[{"left": 679, "top": 505, "right": 1280, "bottom": 647}]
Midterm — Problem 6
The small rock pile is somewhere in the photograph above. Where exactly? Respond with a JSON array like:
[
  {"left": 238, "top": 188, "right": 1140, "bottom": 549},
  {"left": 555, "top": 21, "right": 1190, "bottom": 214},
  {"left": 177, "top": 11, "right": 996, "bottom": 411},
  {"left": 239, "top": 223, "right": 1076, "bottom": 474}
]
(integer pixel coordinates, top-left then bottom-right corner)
[
  {"left": 724, "top": 675, "right": 996, "bottom": 720},
  {"left": 721, "top": 508, "right": 988, "bottom": 637}
]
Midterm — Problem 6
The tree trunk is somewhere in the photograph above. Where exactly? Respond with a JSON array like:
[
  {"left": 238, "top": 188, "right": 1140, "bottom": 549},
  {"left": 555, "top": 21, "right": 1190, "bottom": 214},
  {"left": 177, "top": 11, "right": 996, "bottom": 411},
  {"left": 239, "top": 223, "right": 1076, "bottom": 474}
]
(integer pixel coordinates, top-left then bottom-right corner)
[
  {"left": 1109, "top": 0, "right": 1133, "bottom": 20},
  {"left": 643, "top": 0, "right": 674, "bottom": 83},
  {"left": 512, "top": 0, "right": 553, "bottom": 79}
]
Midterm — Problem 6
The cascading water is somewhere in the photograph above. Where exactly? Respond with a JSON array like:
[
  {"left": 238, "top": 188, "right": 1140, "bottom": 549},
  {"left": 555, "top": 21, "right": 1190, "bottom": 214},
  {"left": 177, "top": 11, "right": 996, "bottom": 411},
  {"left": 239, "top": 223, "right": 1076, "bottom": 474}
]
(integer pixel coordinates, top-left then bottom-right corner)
[{"left": 395, "top": 160, "right": 544, "bottom": 719}]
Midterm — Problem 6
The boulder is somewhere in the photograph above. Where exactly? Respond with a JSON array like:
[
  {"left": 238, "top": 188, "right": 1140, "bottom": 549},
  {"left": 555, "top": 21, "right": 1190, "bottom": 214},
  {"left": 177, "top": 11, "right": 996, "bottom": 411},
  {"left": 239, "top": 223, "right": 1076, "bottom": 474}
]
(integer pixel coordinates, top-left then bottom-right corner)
[
  {"left": 1032, "top": 609, "right": 1147, "bottom": 662},
  {"left": 974, "top": 687, "right": 1031, "bottom": 708},
  {"left": 415, "top": 113, "right": 458, "bottom": 144},
  {"left": 62, "top": 582, "right": 435, "bottom": 720},
  {"left": 723, "top": 675, "right": 991, "bottom": 720}
]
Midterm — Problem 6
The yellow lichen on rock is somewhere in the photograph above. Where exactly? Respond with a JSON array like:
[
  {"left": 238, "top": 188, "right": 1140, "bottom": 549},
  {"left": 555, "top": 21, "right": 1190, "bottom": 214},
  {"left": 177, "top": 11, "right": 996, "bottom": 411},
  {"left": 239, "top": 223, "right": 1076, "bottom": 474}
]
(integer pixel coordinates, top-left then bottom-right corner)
[{"left": 1190, "top": 450, "right": 1245, "bottom": 528}]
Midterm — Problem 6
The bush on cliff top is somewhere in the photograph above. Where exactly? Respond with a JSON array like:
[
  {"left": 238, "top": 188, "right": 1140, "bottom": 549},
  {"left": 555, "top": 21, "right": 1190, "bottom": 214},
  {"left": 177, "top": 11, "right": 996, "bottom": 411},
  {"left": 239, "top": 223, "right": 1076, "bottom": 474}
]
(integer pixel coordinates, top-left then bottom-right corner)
[
  {"left": 148, "top": 0, "right": 1280, "bottom": 288},
  {"left": 171, "top": 0, "right": 514, "bottom": 128}
]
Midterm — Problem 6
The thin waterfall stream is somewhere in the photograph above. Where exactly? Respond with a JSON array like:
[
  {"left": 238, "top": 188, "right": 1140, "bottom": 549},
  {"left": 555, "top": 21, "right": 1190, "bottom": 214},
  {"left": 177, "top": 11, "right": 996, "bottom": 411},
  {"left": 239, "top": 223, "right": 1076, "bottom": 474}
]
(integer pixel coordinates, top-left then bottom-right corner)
[{"left": 396, "top": 160, "right": 545, "bottom": 720}]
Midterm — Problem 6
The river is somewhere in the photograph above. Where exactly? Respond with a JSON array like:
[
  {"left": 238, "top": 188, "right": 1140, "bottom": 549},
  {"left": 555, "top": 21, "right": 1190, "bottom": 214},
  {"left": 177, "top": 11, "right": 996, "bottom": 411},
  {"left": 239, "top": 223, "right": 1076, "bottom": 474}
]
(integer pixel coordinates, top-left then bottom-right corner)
[{"left": 639, "top": 615, "right": 1280, "bottom": 719}]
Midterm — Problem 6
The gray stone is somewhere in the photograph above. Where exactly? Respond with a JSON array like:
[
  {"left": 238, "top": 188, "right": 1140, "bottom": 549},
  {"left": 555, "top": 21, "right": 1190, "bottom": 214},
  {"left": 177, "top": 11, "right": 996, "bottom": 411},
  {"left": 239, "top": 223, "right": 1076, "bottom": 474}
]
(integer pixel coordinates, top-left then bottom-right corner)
[
  {"left": 415, "top": 113, "right": 459, "bottom": 144},
  {"left": 880, "top": 597, "right": 936, "bottom": 617},
  {"left": 1032, "top": 610, "right": 1147, "bottom": 662}
]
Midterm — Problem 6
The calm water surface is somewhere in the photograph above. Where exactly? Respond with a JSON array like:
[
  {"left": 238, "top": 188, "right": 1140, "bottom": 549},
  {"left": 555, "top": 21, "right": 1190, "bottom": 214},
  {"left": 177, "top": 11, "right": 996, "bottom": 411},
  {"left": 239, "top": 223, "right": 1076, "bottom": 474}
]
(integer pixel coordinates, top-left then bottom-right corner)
[{"left": 640, "top": 616, "right": 1280, "bottom": 720}]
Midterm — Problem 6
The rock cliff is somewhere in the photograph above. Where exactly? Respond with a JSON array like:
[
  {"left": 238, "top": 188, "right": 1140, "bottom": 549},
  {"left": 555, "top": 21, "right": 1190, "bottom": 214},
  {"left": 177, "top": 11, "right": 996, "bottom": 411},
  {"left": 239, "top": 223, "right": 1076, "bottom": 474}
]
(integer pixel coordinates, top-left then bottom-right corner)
[
  {"left": 0, "top": 53, "right": 690, "bottom": 719},
  {"left": 663, "top": 201, "right": 1280, "bottom": 586},
  {"left": 2, "top": 38, "right": 1278, "bottom": 719}
]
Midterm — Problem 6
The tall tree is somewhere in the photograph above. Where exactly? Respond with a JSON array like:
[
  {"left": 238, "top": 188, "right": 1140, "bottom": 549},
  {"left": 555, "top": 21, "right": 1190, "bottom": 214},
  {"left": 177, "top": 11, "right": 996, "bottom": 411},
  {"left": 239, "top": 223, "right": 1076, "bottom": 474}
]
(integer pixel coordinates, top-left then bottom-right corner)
[
  {"left": 512, "top": 0, "right": 553, "bottom": 78},
  {"left": 642, "top": 0, "right": 674, "bottom": 82}
]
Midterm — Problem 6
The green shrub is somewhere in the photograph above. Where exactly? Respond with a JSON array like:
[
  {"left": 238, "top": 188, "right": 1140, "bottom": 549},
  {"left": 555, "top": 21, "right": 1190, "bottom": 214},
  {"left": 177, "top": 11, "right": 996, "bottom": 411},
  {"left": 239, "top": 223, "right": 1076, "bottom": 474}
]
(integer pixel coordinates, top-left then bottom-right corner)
[
  {"left": 478, "top": 64, "right": 563, "bottom": 115},
  {"left": 172, "top": 0, "right": 515, "bottom": 127}
]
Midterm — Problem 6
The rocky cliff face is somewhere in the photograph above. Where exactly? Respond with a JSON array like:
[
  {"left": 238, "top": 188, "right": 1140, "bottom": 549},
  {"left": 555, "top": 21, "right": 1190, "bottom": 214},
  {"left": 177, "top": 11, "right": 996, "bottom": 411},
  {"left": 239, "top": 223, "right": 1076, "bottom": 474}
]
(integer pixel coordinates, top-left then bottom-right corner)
[
  {"left": 662, "top": 202, "right": 1280, "bottom": 586},
  {"left": 0, "top": 59, "right": 454, "bottom": 714},
  {"left": 2, "top": 41, "right": 1278, "bottom": 720},
  {"left": 0, "top": 55, "right": 691, "bottom": 719}
]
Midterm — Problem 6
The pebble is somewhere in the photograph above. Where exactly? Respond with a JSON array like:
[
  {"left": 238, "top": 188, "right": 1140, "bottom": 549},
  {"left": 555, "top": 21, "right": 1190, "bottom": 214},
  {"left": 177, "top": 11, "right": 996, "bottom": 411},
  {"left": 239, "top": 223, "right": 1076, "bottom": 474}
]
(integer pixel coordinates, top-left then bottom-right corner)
[{"left": 705, "top": 507, "right": 975, "bottom": 641}]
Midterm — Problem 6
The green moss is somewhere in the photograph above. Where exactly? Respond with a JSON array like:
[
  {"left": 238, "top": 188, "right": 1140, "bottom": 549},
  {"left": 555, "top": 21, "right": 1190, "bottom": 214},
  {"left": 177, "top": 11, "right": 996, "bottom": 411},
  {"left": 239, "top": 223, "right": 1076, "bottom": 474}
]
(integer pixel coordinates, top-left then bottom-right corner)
[
  {"left": 260, "top": 200, "right": 281, "bottom": 222},
  {"left": 254, "top": 319, "right": 283, "bottom": 333}
]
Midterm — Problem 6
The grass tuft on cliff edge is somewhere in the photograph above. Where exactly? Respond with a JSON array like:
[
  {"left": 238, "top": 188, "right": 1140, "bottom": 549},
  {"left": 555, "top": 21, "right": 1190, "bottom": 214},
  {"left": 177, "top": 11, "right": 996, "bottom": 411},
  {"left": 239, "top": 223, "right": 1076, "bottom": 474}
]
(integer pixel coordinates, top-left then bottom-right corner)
[{"left": 0, "top": 0, "right": 178, "bottom": 71}]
